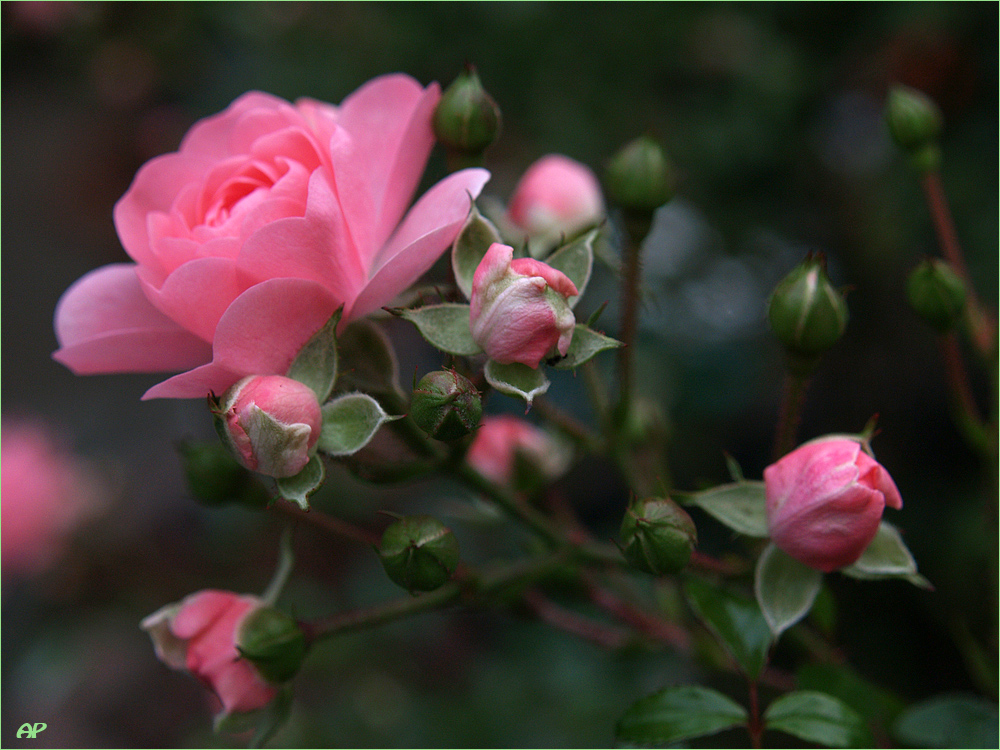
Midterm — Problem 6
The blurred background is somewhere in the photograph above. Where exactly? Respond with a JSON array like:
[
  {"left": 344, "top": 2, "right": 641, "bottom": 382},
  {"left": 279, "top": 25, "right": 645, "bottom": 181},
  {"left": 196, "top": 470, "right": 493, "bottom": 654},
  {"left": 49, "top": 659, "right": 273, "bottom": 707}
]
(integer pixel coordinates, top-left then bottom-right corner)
[{"left": 3, "top": 2, "right": 997, "bottom": 747}]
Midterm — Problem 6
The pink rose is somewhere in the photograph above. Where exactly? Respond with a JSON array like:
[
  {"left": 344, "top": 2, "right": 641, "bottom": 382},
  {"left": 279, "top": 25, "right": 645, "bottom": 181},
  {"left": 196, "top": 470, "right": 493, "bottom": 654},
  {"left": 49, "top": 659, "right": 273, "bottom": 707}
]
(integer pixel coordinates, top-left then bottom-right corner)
[
  {"left": 141, "top": 590, "right": 277, "bottom": 717},
  {"left": 1, "top": 418, "right": 103, "bottom": 580},
  {"left": 764, "top": 436, "right": 904, "bottom": 572},
  {"left": 506, "top": 154, "right": 604, "bottom": 250},
  {"left": 53, "top": 74, "right": 489, "bottom": 399},
  {"left": 466, "top": 415, "right": 569, "bottom": 487},
  {"left": 469, "top": 243, "right": 578, "bottom": 368},
  {"left": 214, "top": 375, "right": 322, "bottom": 478}
]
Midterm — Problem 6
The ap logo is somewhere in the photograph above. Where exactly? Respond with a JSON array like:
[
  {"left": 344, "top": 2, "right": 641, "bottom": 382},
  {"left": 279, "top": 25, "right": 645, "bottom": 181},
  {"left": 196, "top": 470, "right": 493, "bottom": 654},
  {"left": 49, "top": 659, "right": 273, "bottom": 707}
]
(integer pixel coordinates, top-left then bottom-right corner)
[{"left": 17, "top": 723, "right": 47, "bottom": 739}]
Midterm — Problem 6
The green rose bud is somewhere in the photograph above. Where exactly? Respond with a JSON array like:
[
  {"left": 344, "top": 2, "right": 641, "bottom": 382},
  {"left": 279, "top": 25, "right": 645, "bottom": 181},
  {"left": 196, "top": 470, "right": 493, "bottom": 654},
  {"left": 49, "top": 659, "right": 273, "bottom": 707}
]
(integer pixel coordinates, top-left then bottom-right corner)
[
  {"left": 410, "top": 370, "right": 483, "bottom": 441},
  {"left": 619, "top": 497, "right": 697, "bottom": 576},
  {"left": 885, "top": 86, "right": 943, "bottom": 173},
  {"left": 768, "top": 254, "right": 848, "bottom": 374},
  {"left": 604, "top": 135, "right": 676, "bottom": 215},
  {"left": 907, "top": 258, "right": 966, "bottom": 333},
  {"left": 378, "top": 515, "right": 460, "bottom": 592},
  {"left": 433, "top": 64, "right": 501, "bottom": 168},
  {"left": 236, "top": 606, "right": 308, "bottom": 684}
]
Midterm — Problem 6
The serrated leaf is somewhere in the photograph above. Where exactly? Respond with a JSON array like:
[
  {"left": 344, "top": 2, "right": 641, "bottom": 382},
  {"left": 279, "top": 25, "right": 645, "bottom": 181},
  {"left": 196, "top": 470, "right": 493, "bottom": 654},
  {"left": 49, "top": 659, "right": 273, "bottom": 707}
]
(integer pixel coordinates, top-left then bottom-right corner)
[
  {"left": 545, "top": 229, "right": 596, "bottom": 308},
  {"left": 678, "top": 481, "right": 769, "bottom": 537},
  {"left": 684, "top": 577, "right": 772, "bottom": 680},
  {"left": 484, "top": 359, "right": 550, "bottom": 406},
  {"left": 764, "top": 691, "right": 873, "bottom": 748},
  {"left": 452, "top": 203, "right": 502, "bottom": 300},
  {"left": 336, "top": 319, "right": 402, "bottom": 399},
  {"left": 398, "top": 304, "right": 482, "bottom": 356},
  {"left": 275, "top": 454, "right": 325, "bottom": 511},
  {"left": 841, "top": 522, "right": 931, "bottom": 588},
  {"left": 317, "top": 393, "right": 400, "bottom": 457},
  {"left": 754, "top": 543, "right": 823, "bottom": 638},
  {"left": 616, "top": 685, "right": 748, "bottom": 744},
  {"left": 285, "top": 309, "right": 341, "bottom": 402},
  {"left": 550, "top": 325, "right": 623, "bottom": 370},
  {"left": 894, "top": 693, "right": 999, "bottom": 748}
]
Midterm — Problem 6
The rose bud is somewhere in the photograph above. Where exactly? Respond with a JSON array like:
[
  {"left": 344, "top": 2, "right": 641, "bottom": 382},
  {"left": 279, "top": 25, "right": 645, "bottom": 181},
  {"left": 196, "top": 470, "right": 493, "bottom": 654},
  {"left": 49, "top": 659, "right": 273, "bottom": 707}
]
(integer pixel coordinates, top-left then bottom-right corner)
[
  {"left": 885, "top": 85, "right": 942, "bottom": 170},
  {"left": 433, "top": 64, "right": 501, "bottom": 168},
  {"left": 466, "top": 415, "right": 571, "bottom": 492},
  {"left": 604, "top": 135, "right": 676, "bottom": 215},
  {"left": 410, "top": 370, "right": 483, "bottom": 441},
  {"left": 506, "top": 154, "right": 605, "bottom": 251},
  {"left": 767, "top": 254, "right": 848, "bottom": 374},
  {"left": 469, "top": 242, "right": 578, "bottom": 368},
  {"left": 619, "top": 496, "right": 697, "bottom": 576},
  {"left": 378, "top": 515, "right": 460, "bottom": 593},
  {"left": 212, "top": 375, "right": 322, "bottom": 478},
  {"left": 906, "top": 258, "right": 966, "bottom": 333},
  {"left": 236, "top": 606, "right": 308, "bottom": 684},
  {"left": 764, "top": 436, "right": 903, "bottom": 572},
  {"left": 141, "top": 590, "right": 280, "bottom": 718}
]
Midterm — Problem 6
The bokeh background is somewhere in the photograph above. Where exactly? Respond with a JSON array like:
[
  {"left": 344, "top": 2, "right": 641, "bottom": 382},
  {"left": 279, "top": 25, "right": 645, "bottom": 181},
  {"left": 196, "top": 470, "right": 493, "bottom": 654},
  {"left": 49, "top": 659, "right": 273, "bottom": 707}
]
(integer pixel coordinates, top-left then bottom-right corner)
[{"left": 3, "top": 2, "right": 997, "bottom": 747}]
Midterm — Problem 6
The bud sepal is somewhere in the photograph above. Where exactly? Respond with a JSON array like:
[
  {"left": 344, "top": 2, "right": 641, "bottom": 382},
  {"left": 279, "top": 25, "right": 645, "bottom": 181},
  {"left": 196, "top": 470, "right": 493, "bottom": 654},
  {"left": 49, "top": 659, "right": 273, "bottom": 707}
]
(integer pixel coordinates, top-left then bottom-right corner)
[
  {"left": 619, "top": 496, "right": 698, "bottom": 576},
  {"left": 378, "top": 515, "right": 460, "bottom": 592}
]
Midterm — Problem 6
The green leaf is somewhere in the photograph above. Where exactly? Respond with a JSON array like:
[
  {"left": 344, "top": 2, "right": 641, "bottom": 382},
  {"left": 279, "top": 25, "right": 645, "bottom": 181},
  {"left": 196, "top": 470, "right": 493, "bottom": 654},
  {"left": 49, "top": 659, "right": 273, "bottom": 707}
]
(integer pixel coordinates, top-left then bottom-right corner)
[
  {"left": 275, "top": 454, "right": 325, "bottom": 511},
  {"left": 684, "top": 577, "right": 772, "bottom": 680},
  {"left": 545, "top": 229, "right": 596, "bottom": 308},
  {"left": 841, "top": 521, "right": 932, "bottom": 589},
  {"left": 285, "top": 308, "right": 341, "bottom": 402},
  {"left": 452, "top": 202, "right": 502, "bottom": 300},
  {"left": 483, "top": 359, "right": 550, "bottom": 406},
  {"left": 678, "top": 481, "right": 769, "bottom": 537},
  {"left": 754, "top": 543, "right": 823, "bottom": 638},
  {"left": 215, "top": 683, "right": 294, "bottom": 748},
  {"left": 317, "top": 393, "right": 400, "bottom": 456},
  {"left": 797, "top": 662, "right": 906, "bottom": 731},
  {"left": 616, "top": 685, "right": 749, "bottom": 745},
  {"left": 335, "top": 319, "right": 403, "bottom": 399},
  {"left": 550, "top": 324, "right": 623, "bottom": 370},
  {"left": 764, "top": 691, "right": 873, "bottom": 748},
  {"left": 398, "top": 304, "right": 482, "bottom": 357},
  {"left": 894, "top": 693, "right": 999, "bottom": 748}
]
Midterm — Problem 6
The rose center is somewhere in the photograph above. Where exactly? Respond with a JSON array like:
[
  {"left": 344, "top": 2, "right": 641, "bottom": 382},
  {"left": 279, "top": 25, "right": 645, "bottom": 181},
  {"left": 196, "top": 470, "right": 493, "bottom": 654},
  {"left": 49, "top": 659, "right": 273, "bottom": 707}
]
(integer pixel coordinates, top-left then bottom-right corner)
[{"left": 203, "top": 161, "right": 284, "bottom": 228}]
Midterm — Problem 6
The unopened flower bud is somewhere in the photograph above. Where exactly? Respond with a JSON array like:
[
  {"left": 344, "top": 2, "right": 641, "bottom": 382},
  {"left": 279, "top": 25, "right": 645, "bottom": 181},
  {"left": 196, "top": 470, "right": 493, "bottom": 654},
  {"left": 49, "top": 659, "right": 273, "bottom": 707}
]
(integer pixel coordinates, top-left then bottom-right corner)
[
  {"left": 378, "top": 515, "right": 460, "bottom": 592},
  {"left": 470, "top": 242, "right": 578, "bottom": 368},
  {"left": 619, "top": 497, "right": 697, "bottom": 576},
  {"left": 605, "top": 135, "right": 676, "bottom": 214},
  {"left": 212, "top": 375, "right": 323, "bottom": 479},
  {"left": 906, "top": 258, "right": 966, "bottom": 333},
  {"left": 236, "top": 606, "right": 308, "bottom": 684},
  {"left": 886, "top": 85, "right": 942, "bottom": 152},
  {"left": 411, "top": 370, "right": 482, "bottom": 441},
  {"left": 768, "top": 254, "right": 848, "bottom": 374},
  {"left": 433, "top": 65, "right": 501, "bottom": 164}
]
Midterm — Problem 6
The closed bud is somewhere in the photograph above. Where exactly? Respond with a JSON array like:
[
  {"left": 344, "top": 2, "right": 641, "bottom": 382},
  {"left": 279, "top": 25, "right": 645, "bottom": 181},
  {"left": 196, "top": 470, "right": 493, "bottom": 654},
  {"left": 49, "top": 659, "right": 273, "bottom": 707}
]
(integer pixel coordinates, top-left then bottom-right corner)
[
  {"left": 433, "top": 65, "right": 501, "bottom": 164},
  {"left": 906, "top": 258, "right": 966, "bottom": 333},
  {"left": 410, "top": 370, "right": 483, "bottom": 441},
  {"left": 236, "top": 606, "right": 308, "bottom": 684},
  {"left": 768, "top": 254, "right": 848, "bottom": 374},
  {"left": 620, "top": 497, "right": 697, "bottom": 576},
  {"left": 378, "top": 515, "right": 460, "bottom": 592},
  {"left": 212, "top": 375, "right": 322, "bottom": 479},
  {"left": 605, "top": 135, "right": 676, "bottom": 215},
  {"left": 886, "top": 86, "right": 942, "bottom": 152}
]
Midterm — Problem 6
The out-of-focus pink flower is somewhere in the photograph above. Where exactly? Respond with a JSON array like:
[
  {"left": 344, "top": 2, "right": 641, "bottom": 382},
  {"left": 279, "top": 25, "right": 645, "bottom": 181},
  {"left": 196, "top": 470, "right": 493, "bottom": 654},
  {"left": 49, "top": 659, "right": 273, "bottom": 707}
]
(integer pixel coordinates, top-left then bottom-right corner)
[
  {"left": 1, "top": 418, "right": 103, "bottom": 580},
  {"left": 764, "top": 436, "right": 903, "bottom": 572},
  {"left": 53, "top": 74, "right": 489, "bottom": 400},
  {"left": 215, "top": 375, "right": 322, "bottom": 478},
  {"left": 466, "top": 415, "right": 569, "bottom": 487},
  {"left": 141, "top": 590, "right": 277, "bottom": 717},
  {"left": 506, "top": 154, "right": 604, "bottom": 247},
  {"left": 469, "top": 243, "right": 577, "bottom": 368}
]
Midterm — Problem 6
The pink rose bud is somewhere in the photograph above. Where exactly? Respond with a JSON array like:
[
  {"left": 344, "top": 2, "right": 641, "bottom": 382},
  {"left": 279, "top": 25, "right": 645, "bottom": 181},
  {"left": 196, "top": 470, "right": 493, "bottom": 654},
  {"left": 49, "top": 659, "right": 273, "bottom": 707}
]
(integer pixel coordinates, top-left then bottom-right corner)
[
  {"left": 764, "top": 436, "right": 903, "bottom": 572},
  {"left": 141, "top": 590, "right": 279, "bottom": 717},
  {"left": 213, "top": 375, "right": 322, "bottom": 478},
  {"left": 507, "top": 154, "right": 605, "bottom": 243},
  {"left": 466, "top": 415, "right": 570, "bottom": 489},
  {"left": 469, "top": 243, "right": 578, "bottom": 369}
]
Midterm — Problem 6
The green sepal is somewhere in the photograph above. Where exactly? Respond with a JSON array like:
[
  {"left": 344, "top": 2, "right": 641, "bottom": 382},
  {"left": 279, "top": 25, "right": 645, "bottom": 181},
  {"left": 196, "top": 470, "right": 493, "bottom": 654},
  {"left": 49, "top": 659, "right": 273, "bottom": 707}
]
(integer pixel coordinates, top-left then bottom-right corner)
[
  {"left": 841, "top": 522, "right": 931, "bottom": 589},
  {"left": 317, "top": 393, "right": 401, "bottom": 456},
  {"left": 676, "top": 481, "right": 769, "bottom": 538},
  {"left": 335, "top": 319, "right": 403, "bottom": 400},
  {"left": 214, "top": 682, "right": 293, "bottom": 749},
  {"left": 544, "top": 229, "right": 596, "bottom": 308},
  {"left": 483, "top": 359, "right": 550, "bottom": 406},
  {"left": 236, "top": 607, "right": 308, "bottom": 684},
  {"left": 285, "top": 308, "right": 342, "bottom": 402},
  {"left": 754, "top": 542, "right": 823, "bottom": 638},
  {"left": 452, "top": 202, "right": 502, "bottom": 300},
  {"left": 764, "top": 691, "right": 874, "bottom": 748},
  {"left": 397, "top": 303, "right": 482, "bottom": 356},
  {"left": 275, "top": 454, "right": 325, "bottom": 511},
  {"left": 550, "top": 324, "right": 623, "bottom": 370},
  {"left": 616, "top": 685, "right": 748, "bottom": 745}
]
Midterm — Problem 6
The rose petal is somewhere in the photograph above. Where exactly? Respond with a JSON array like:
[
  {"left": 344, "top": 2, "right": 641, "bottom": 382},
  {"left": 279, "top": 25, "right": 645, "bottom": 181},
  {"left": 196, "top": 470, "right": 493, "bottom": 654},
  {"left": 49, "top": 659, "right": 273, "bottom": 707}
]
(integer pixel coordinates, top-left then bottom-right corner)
[{"left": 137, "top": 257, "right": 242, "bottom": 343}]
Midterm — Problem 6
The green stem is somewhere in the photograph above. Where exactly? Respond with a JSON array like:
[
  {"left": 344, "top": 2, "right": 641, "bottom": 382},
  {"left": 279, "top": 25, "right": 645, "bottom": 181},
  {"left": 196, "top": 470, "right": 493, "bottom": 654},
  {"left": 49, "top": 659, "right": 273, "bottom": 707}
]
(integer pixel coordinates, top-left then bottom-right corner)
[
  {"left": 617, "top": 216, "right": 647, "bottom": 418},
  {"left": 773, "top": 371, "right": 810, "bottom": 459},
  {"left": 272, "top": 500, "right": 381, "bottom": 547},
  {"left": 261, "top": 526, "right": 296, "bottom": 606}
]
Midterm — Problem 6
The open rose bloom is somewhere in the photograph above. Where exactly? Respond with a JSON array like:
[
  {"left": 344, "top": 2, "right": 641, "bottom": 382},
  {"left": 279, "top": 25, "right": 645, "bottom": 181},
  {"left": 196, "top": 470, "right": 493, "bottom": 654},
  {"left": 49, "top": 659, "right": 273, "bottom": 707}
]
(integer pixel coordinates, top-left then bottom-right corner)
[
  {"left": 142, "top": 590, "right": 277, "bottom": 717},
  {"left": 53, "top": 74, "right": 488, "bottom": 399},
  {"left": 764, "top": 436, "right": 903, "bottom": 572}
]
